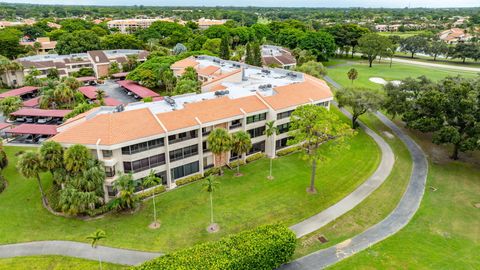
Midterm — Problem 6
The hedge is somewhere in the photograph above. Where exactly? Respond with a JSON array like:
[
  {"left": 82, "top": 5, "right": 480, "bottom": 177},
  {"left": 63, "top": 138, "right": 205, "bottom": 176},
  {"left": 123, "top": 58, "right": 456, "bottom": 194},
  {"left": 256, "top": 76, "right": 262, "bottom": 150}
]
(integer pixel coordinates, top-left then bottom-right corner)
[
  {"left": 175, "top": 173, "right": 203, "bottom": 186},
  {"left": 137, "top": 185, "right": 166, "bottom": 200},
  {"left": 246, "top": 152, "right": 265, "bottom": 163},
  {"left": 204, "top": 167, "right": 221, "bottom": 177},
  {"left": 228, "top": 159, "right": 245, "bottom": 169},
  {"left": 132, "top": 224, "right": 296, "bottom": 270},
  {"left": 276, "top": 146, "right": 302, "bottom": 157}
]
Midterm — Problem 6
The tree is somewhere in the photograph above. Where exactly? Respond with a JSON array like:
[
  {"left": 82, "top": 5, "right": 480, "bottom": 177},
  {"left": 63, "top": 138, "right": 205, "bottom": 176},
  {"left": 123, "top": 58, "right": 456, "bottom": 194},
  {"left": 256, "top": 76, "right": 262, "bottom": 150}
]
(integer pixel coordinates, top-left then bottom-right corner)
[
  {"left": 264, "top": 120, "right": 277, "bottom": 180},
  {"left": 0, "top": 28, "right": 26, "bottom": 59},
  {"left": 207, "top": 128, "right": 232, "bottom": 175},
  {"left": 203, "top": 175, "right": 219, "bottom": 232},
  {"left": 0, "top": 141, "right": 7, "bottom": 170},
  {"left": 357, "top": 33, "right": 393, "bottom": 67},
  {"left": 426, "top": 40, "right": 449, "bottom": 61},
  {"left": 100, "top": 34, "right": 142, "bottom": 50},
  {"left": 95, "top": 89, "right": 106, "bottom": 106},
  {"left": 299, "top": 31, "right": 336, "bottom": 61},
  {"left": 336, "top": 87, "right": 384, "bottom": 128},
  {"left": 0, "top": 96, "right": 22, "bottom": 120},
  {"left": 160, "top": 69, "right": 177, "bottom": 93},
  {"left": 0, "top": 55, "right": 23, "bottom": 85},
  {"left": 252, "top": 42, "right": 262, "bottom": 67},
  {"left": 449, "top": 43, "right": 478, "bottom": 63},
  {"left": 219, "top": 35, "right": 231, "bottom": 60},
  {"left": 347, "top": 68, "right": 358, "bottom": 84},
  {"left": 173, "top": 79, "right": 200, "bottom": 95},
  {"left": 204, "top": 25, "right": 231, "bottom": 39},
  {"left": 86, "top": 229, "right": 106, "bottom": 270},
  {"left": 173, "top": 43, "right": 187, "bottom": 55},
  {"left": 288, "top": 105, "right": 353, "bottom": 193},
  {"left": 295, "top": 61, "right": 326, "bottom": 78},
  {"left": 56, "top": 30, "right": 101, "bottom": 55},
  {"left": 403, "top": 77, "right": 480, "bottom": 160},
  {"left": 325, "top": 24, "right": 369, "bottom": 57},
  {"left": 245, "top": 42, "right": 254, "bottom": 65},
  {"left": 230, "top": 131, "right": 252, "bottom": 176},
  {"left": 113, "top": 173, "right": 138, "bottom": 210},
  {"left": 39, "top": 141, "right": 64, "bottom": 175},
  {"left": 202, "top": 38, "right": 221, "bottom": 55},
  {"left": 17, "top": 151, "right": 46, "bottom": 204},
  {"left": 143, "top": 170, "right": 161, "bottom": 228},
  {"left": 180, "top": 67, "right": 198, "bottom": 81},
  {"left": 53, "top": 83, "right": 75, "bottom": 109},
  {"left": 63, "top": 144, "right": 91, "bottom": 174},
  {"left": 400, "top": 35, "right": 429, "bottom": 58},
  {"left": 136, "top": 21, "right": 191, "bottom": 47},
  {"left": 47, "top": 68, "right": 59, "bottom": 80},
  {"left": 123, "top": 55, "right": 139, "bottom": 72}
]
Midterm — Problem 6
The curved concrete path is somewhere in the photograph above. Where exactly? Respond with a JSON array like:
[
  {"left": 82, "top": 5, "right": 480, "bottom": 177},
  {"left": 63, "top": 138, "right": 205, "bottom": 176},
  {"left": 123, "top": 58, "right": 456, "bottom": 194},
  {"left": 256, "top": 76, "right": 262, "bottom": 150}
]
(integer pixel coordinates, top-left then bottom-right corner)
[
  {"left": 0, "top": 241, "right": 161, "bottom": 265},
  {"left": 290, "top": 106, "right": 394, "bottom": 238},
  {"left": 279, "top": 112, "right": 428, "bottom": 270}
]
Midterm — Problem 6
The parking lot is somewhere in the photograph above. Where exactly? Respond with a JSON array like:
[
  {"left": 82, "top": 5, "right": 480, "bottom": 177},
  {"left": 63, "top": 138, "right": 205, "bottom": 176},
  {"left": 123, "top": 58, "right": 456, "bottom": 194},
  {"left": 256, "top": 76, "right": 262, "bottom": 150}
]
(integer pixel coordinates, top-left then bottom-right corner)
[{"left": 97, "top": 80, "right": 138, "bottom": 104}]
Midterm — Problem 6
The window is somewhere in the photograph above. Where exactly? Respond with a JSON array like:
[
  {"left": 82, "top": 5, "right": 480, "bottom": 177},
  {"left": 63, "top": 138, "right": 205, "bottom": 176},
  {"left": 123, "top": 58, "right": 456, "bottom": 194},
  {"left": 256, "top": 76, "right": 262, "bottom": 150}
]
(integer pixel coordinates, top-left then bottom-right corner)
[
  {"left": 229, "top": 119, "right": 242, "bottom": 129},
  {"left": 203, "top": 157, "right": 213, "bottom": 169},
  {"left": 168, "top": 130, "right": 198, "bottom": 144},
  {"left": 105, "top": 166, "right": 115, "bottom": 177},
  {"left": 246, "top": 113, "right": 267, "bottom": 124},
  {"left": 107, "top": 185, "right": 117, "bottom": 197},
  {"left": 247, "top": 126, "right": 266, "bottom": 138},
  {"left": 277, "top": 110, "right": 294, "bottom": 120},
  {"left": 121, "top": 138, "right": 164, "bottom": 155},
  {"left": 123, "top": 154, "right": 165, "bottom": 173},
  {"left": 248, "top": 141, "right": 265, "bottom": 155},
  {"left": 202, "top": 141, "right": 209, "bottom": 153},
  {"left": 171, "top": 161, "right": 199, "bottom": 180},
  {"left": 169, "top": 145, "right": 198, "bottom": 162},
  {"left": 202, "top": 127, "right": 212, "bottom": 136},
  {"left": 316, "top": 101, "right": 329, "bottom": 107},
  {"left": 277, "top": 123, "right": 290, "bottom": 134},
  {"left": 102, "top": 150, "right": 113, "bottom": 158},
  {"left": 276, "top": 137, "right": 291, "bottom": 150}
]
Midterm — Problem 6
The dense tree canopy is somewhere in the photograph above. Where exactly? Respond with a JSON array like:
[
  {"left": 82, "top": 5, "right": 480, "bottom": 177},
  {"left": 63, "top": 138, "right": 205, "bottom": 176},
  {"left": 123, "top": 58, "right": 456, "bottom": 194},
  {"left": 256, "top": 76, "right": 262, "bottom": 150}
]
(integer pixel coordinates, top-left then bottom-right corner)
[{"left": 56, "top": 30, "right": 101, "bottom": 54}]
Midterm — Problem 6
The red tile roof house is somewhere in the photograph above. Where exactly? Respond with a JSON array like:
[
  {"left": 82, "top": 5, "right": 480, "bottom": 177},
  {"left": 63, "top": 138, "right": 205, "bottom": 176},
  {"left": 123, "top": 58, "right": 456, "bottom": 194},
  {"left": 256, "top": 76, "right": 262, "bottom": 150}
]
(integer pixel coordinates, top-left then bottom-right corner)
[{"left": 50, "top": 55, "right": 334, "bottom": 202}]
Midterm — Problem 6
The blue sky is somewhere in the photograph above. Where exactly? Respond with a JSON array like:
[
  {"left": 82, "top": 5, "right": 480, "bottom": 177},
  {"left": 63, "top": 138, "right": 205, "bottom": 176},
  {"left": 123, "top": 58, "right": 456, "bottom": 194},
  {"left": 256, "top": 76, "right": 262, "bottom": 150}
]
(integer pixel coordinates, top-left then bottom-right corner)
[{"left": 1, "top": 0, "right": 479, "bottom": 8}]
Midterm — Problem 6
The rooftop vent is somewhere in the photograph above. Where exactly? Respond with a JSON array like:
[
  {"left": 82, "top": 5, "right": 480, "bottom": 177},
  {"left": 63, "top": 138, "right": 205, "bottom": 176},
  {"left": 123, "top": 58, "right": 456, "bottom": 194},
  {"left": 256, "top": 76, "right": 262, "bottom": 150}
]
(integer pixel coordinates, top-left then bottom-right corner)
[
  {"left": 214, "top": 90, "right": 230, "bottom": 96},
  {"left": 164, "top": 96, "right": 176, "bottom": 106},
  {"left": 287, "top": 72, "right": 297, "bottom": 78},
  {"left": 114, "top": 104, "right": 124, "bottom": 112},
  {"left": 261, "top": 69, "right": 271, "bottom": 75}
]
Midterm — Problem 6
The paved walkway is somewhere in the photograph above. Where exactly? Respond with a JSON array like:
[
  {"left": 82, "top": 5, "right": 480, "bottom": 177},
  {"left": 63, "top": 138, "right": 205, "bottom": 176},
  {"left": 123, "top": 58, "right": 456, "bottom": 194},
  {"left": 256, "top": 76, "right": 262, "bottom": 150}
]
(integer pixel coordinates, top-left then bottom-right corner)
[
  {"left": 0, "top": 241, "right": 161, "bottom": 265},
  {"left": 290, "top": 106, "right": 395, "bottom": 238},
  {"left": 390, "top": 57, "right": 480, "bottom": 73},
  {"left": 279, "top": 111, "right": 428, "bottom": 270}
]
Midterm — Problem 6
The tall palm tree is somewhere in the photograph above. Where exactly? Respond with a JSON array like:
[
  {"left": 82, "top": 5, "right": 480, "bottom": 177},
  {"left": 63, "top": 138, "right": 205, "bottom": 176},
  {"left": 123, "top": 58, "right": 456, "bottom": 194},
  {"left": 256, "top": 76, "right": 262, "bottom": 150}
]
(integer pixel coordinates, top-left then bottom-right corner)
[
  {"left": 39, "top": 141, "right": 64, "bottom": 175},
  {"left": 143, "top": 170, "right": 161, "bottom": 228},
  {"left": 114, "top": 173, "right": 138, "bottom": 210},
  {"left": 207, "top": 128, "right": 232, "bottom": 175},
  {"left": 53, "top": 83, "right": 75, "bottom": 109},
  {"left": 264, "top": 120, "right": 278, "bottom": 180},
  {"left": 63, "top": 144, "right": 91, "bottom": 174},
  {"left": 230, "top": 131, "right": 252, "bottom": 176},
  {"left": 95, "top": 89, "right": 106, "bottom": 106},
  {"left": 17, "top": 151, "right": 46, "bottom": 204},
  {"left": 86, "top": 229, "right": 106, "bottom": 270},
  {"left": 0, "top": 96, "right": 22, "bottom": 121},
  {"left": 0, "top": 55, "right": 23, "bottom": 86},
  {"left": 202, "top": 175, "right": 219, "bottom": 232}
]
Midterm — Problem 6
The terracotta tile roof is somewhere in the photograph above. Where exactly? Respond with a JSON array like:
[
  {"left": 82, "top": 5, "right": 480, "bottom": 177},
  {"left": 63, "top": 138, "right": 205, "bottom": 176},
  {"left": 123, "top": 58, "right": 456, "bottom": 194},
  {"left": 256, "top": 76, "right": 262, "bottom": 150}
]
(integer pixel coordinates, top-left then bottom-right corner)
[
  {"left": 171, "top": 57, "right": 199, "bottom": 69},
  {"left": 51, "top": 108, "right": 164, "bottom": 146},
  {"left": 197, "top": 65, "right": 220, "bottom": 76},
  {"left": 156, "top": 95, "right": 267, "bottom": 131},
  {"left": 101, "top": 97, "right": 122, "bottom": 106},
  {"left": 262, "top": 75, "right": 333, "bottom": 110},
  {"left": 59, "top": 107, "right": 100, "bottom": 127},
  {"left": 209, "top": 84, "right": 227, "bottom": 92},
  {"left": 202, "top": 68, "right": 242, "bottom": 86}
]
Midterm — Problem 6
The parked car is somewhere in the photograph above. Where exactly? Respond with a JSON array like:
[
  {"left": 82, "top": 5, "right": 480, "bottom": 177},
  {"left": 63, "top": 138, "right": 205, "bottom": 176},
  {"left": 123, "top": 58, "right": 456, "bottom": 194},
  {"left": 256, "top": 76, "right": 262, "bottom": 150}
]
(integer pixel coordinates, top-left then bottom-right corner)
[
  {"left": 26, "top": 117, "right": 34, "bottom": 123},
  {"left": 24, "top": 134, "right": 40, "bottom": 143},
  {"left": 37, "top": 117, "right": 52, "bottom": 124},
  {"left": 16, "top": 117, "right": 26, "bottom": 122}
]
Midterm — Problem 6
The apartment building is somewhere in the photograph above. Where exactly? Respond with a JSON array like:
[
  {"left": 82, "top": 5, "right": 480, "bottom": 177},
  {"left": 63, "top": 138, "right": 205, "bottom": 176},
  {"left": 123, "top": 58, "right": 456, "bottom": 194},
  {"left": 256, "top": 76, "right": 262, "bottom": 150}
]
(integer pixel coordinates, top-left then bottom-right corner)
[
  {"left": 107, "top": 18, "right": 185, "bottom": 34},
  {"left": 439, "top": 28, "right": 472, "bottom": 44},
  {"left": 197, "top": 18, "right": 227, "bottom": 29},
  {"left": 1, "top": 50, "right": 149, "bottom": 87},
  {"left": 50, "top": 56, "right": 333, "bottom": 201},
  {"left": 261, "top": 45, "right": 297, "bottom": 70},
  {"left": 20, "top": 37, "right": 57, "bottom": 55}
]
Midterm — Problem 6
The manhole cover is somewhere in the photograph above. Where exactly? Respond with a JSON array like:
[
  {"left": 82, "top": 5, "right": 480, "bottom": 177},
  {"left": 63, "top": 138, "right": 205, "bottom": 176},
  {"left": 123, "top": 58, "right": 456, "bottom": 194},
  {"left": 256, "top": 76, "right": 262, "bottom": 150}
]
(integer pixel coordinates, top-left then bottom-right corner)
[{"left": 317, "top": 236, "right": 329, "bottom": 243}]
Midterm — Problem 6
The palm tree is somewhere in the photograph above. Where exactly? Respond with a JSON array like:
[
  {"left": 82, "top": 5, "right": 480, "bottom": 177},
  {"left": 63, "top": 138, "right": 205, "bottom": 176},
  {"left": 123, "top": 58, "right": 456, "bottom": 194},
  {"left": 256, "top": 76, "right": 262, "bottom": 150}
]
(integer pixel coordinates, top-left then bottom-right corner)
[
  {"left": 86, "top": 229, "right": 106, "bottom": 270},
  {"left": 39, "top": 141, "right": 64, "bottom": 175},
  {"left": 0, "top": 55, "right": 23, "bottom": 86},
  {"left": 143, "top": 170, "right": 161, "bottom": 228},
  {"left": 114, "top": 173, "right": 138, "bottom": 210},
  {"left": 264, "top": 120, "right": 278, "bottom": 180},
  {"left": 53, "top": 83, "right": 75, "bottom": 109},
  {"left": 230, "top": 131, "right": 252, "bottom": 176},
  {"left": 95, "top": 89, "right": 106, "bottom": 106},
  {"left": 0, "top": 96, "right": 22, "bottom": 121},
  {"left": 203, "top": 175, "right": 219, "bottom": 233},
  {"left": 63, "top": 144, "right": 91, "bottom": 174},
  {"left": 207, "top": 128, "right": 232, "bottom": 175},
  {"left": 17, "top": 151, "right": 46, "bottom": 204}
]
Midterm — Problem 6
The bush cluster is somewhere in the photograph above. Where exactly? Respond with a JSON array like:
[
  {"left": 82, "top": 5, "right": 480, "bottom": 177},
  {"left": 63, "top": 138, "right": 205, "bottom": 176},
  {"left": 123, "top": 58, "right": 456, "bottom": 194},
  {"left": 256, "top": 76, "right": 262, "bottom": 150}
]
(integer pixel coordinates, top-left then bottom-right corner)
[
  {"left": 246, "top": 152, "right": 265, "bottom": 163},
  {"left": 228, "top": 159, "right": 245, "bottom": 169},
  {"left": 276, "top": 146, "right": 302, "bottom": 157},
  {"left": 175, "top": 173, "right": 203, "bottom": 186},
  {"left": 137, "top": 185, "right": 166, "bottom": 200},
  {"left": 132, "top": 224, "right": 296, "bottom": 270},
  {"left": 0, "top": 175, "right": 6, "bottom": 193}
]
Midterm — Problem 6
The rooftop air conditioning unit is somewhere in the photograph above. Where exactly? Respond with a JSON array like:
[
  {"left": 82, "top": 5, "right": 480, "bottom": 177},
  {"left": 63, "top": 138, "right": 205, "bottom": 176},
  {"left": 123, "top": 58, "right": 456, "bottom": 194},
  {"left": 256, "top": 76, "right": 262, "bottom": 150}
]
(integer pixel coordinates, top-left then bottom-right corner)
[{"left": 164, "top": 96, "right": 176, "bottom": 106}]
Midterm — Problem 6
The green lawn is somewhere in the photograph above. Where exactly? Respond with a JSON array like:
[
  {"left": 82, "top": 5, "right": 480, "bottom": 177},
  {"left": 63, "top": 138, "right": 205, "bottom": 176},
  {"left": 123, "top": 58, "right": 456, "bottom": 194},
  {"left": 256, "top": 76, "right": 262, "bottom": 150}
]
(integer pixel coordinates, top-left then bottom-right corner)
[
  {"left": 378, "top": 30, "right": 430, "bottom": 38},
  {"left": 325, "top": 58, "right": 478, "bottom": 89},
  {"left": 393, "top": 52, "right": 480, "bottom": 67},
  {"left": 0, "top": 256, "right": 126, "bottom": 270},
  {"left": 0, "top": 108, "right": 380, "bottom": 253},
  {"left": 330, "top": 151, "right": 480, "bottom": 269}
]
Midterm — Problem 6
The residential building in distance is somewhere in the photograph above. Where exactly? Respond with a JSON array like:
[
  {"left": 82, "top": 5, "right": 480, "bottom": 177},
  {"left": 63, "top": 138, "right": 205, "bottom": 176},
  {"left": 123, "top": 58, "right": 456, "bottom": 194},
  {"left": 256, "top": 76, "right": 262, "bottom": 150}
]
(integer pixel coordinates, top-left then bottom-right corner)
[
  {"left": 20, "top": 37, "right": 57, "bottom": 55},
  {"left": 439, "top": 28, "right": 472, "bottom": 44},
  {"left": 261, "top": 45, "right": 297, "bottom": 70},
  {"left": 0, "top": 50, "right": 149, "bottom": 87},
  {"left": 197, "top": 18, "right": 227, "bottom": 29},
  {"left": 107, "top": 18, "right": 185, "bottom": 34},
  {"left": 50, "top": 55, "right": 333, "bottom": 200}
]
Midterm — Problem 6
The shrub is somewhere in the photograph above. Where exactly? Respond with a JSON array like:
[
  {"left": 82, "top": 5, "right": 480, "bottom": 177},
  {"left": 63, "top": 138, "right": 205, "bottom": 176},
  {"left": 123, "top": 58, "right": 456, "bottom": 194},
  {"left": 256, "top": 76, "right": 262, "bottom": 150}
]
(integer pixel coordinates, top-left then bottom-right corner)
[
  {"left": 137, "top": 185, "right": 166, "bottom": 200},
  {"left": 276, "top": 146, "right": 302, "bottom": 157},
  {"left": 45, "top": 184, "right": 62, "bottom": 212},
  {"left": 228, "top": 159, "right": 245, "bottom": 169},
  {"left": 204, "top": 167, "right": 221, "bottom": 177},
  {"left": 132, "top": 224, "right": 296, "bottom": 270},
  {"left": 175, "top": 173, "right": 203, "bottom": 186},
  {"left": 0, "top": 175, "right": 6, "bottom": 193},
  {"left": 246, "top": 152, "right": 265, "bottom": 163}
]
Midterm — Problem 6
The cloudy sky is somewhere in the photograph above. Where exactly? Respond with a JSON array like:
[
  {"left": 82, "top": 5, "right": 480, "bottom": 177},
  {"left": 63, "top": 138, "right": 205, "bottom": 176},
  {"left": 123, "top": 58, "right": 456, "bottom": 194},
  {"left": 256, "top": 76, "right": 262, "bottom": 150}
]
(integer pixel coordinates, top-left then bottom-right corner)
[{"left": 1, "top": 0, "right": 479, "bottom": 7}]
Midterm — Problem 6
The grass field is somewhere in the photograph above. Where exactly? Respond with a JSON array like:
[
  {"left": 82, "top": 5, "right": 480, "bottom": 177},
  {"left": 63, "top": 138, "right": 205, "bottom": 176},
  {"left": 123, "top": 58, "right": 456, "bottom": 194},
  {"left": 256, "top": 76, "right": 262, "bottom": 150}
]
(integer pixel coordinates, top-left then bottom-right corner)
[
  {"left": 394, "top": 52, "right": 480, "bottom": 67},
  {"left": 0, "top": 108, "right": 380, "bottom": 253},
  {"left": 378, "top": 30, "right": 430, "bottom": 38},
  {"left": 324, "top": 58, "right": 478, "bottom": 89},
  {"left": 0, "top": 256, "right": 126, "bottom": 270}
]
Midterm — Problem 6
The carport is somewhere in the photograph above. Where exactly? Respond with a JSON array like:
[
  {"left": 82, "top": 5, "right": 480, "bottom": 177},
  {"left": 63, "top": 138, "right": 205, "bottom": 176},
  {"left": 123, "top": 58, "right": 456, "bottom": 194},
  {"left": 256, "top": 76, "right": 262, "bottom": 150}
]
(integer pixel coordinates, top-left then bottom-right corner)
[
  {"left": 111, "top": 72, "right": 129, "bottom": 80},
  {"left": 11, "top": 108, "right": 72, "bottom": 124},
  {"left": 6, "top": 124, "right": 58, "bottom": 144},
  {"left": 0, "top": 86, "right": 39, "bottom": 100},
  {"left": 117, "top": 80, "right": 160, "bottom": 100},
  {"left": 79, "top": 86, "right": 102, "bottom": 100},
  {"left": 22, "top": 96, "right": 41, "bottom": 108},
  {"left": 76, "top": 76, "right": 97, "bottom": 85}
]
